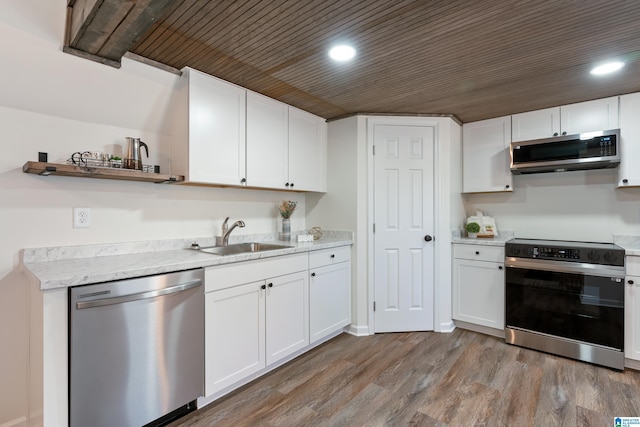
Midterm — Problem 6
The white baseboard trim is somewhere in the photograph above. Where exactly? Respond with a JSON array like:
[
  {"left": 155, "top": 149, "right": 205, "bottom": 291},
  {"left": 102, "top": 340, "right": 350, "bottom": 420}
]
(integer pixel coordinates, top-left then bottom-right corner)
[
  {"left": 625, "top": 358, "right": 640, "bottom": 371},
  {"left": 0, "top": 416, "right": 28, "bottom": 427},
  {"left": 345, "top": 324, "right": 369, "bottom": 336},
  {"left": 437, "top": 320, "right": 456, "bottom": 333}
]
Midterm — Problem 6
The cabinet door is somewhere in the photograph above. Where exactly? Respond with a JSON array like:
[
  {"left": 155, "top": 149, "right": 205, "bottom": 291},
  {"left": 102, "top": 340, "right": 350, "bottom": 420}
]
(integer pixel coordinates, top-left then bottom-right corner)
[
  {"left": 288, "top": 107, "right": 327, "bottom": 192},
  {"left": 205, "top": 281, "right": 265, "bottom": 396},
  {"left": 626, "top": 276, "right": 640, "bottom": 361},
  {"left": 618, "top": 93, "right": 640, "bottom": 187},
  {"left": 511, "top": 107, "right": 560, "bottom": 141},
  {"left": 186, "top": 68, "right": 247, "bottom": 186},
  {"left": 462, "top": 116, "right": 513, "bottom": 193},
  {"left": 560, "top": 96, "right": 619, "bottom": 135},
  {"left": 453, "top": 258, "right": 504, "bottom": 329},
  {"left": 309, "top": 262, "right": 351, "bottom": 343},
  {"left": 246, "top": 92, "right": 289, "bottom": 189},
  {"left": 265, "top": 271, "right": 309, "bottom": 365}
]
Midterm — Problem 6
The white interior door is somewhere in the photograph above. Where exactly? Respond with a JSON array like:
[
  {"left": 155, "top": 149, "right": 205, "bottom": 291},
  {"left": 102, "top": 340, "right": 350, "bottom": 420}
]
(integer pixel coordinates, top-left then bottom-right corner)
[{"left": 373, "top": 124, "right": 435, "bottom": 332}]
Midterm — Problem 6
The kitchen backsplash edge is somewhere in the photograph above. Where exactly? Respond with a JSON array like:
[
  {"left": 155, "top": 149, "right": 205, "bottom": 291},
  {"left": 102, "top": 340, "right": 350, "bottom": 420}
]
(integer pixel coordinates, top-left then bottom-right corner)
[{"left": 22, "top": 230, "right": 354, "bottom": 263}]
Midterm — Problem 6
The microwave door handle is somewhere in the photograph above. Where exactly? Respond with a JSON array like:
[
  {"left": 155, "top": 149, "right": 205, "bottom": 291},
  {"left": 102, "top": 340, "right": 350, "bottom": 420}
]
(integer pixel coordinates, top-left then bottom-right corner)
[{"left": 76, "top": 279, "right": 202, "bottom": 310}]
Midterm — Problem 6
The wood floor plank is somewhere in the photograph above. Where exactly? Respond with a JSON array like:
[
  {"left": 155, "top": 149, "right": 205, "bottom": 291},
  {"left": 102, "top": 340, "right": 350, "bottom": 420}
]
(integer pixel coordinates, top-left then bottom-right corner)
[
  {"left": 170, "top": 330, "right": 640, "bottom": 427},
  {"left": 533, "top": 357, "right": 576, "bottom": 426}
]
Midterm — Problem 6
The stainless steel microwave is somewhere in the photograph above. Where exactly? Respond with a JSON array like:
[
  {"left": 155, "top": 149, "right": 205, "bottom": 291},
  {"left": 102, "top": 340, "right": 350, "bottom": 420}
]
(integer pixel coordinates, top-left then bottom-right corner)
[{"left": 510, "top": 129, "right": 620, "bottom": 174}]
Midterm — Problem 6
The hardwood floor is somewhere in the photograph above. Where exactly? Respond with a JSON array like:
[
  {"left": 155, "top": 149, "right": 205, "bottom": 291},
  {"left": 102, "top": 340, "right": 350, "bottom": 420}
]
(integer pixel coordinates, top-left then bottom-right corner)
[{"left": 170, "top": 329, "right": 640, "bottom": 426}]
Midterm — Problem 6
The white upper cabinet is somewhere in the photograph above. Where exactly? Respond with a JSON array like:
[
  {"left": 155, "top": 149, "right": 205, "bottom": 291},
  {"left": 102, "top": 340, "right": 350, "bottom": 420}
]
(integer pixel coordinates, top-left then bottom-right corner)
[
  {"left": 618, "top": 92, "right": 640, "bottom": 187},
  {"left": 172, "top": 67, "right": 327, "bottom": 192},
  {"left": 511, "top": 107, "right": 560, "bottom": 142},
  {"left": 561, "top": 97, "right": 619, "bottom": 135},
  {"left": 246, "top": 92, "right": 289, "bottom": 189},
  {"left": 172, "top": 67, "right": 247, "bottom": 186},
  {"left": 462, "top": 116, "right": 513, "bottom": 193},
  {"left": 288, "top": 106, "right": 327, "bottom": 192},
  {"left": 511, "top": 97, "right": 619, "bottom": 141}
]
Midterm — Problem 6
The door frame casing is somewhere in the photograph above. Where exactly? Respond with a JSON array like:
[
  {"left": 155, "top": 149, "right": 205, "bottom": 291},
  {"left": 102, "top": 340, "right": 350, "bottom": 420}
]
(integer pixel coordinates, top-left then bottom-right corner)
[{"left": 367, "top": 116, "right": 458, "bottom": 334}]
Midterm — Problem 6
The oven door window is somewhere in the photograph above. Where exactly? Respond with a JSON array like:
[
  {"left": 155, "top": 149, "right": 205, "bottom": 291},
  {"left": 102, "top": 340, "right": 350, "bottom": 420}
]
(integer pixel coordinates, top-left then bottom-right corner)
[{"left": 506, "top": 267, "right": 624, "bottom": 350}]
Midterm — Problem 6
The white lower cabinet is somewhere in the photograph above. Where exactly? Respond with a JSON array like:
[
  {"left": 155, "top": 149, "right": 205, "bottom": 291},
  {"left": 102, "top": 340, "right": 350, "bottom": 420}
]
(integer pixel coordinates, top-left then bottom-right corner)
[
  {"left": 452, "top": 244, "right": 505, "bottom": 330},
  {"left": 203, "top": 248, "right": 351, "bottom": 400},
  {"left": 625, "top": 255, "right": 640, "bottom": 362},
  {"left": 204, "top": 254, "right": 309, "bottom": 397},
  {"left": 625, "top": 275, "right": 640, "bottom": 361},
  {"left": 309, "top": 247, "right": 351, "bottom": 343},
  {"left": 265, "top": 271, "right": 309, "bottom": 365},
  {"left": 205, "top": 281, "right": 265, "bottom": 395}
]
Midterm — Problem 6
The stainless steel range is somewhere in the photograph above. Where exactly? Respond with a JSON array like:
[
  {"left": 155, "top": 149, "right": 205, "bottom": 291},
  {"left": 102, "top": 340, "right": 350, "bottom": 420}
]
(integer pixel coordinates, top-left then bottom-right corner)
[{"left": 504, "top": 239, "right": 625, "bottom": 370}]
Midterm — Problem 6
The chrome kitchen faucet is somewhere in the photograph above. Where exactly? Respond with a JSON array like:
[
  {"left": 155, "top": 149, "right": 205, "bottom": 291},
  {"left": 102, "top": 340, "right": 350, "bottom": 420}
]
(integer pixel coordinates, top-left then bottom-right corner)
[{"left": 221, "top": 217, "right": 245, "bottom": 246}]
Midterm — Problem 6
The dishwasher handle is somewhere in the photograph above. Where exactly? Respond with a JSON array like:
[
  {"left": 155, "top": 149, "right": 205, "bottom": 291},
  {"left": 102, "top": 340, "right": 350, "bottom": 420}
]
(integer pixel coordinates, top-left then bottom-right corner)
[{"left": 76, "top": 279, "right": 202, "bottom": 310}]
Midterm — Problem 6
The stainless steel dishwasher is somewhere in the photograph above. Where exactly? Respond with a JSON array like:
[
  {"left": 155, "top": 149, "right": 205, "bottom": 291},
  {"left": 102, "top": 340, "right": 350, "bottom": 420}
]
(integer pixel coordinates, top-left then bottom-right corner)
[{"left": 69, "top": 268, "right": 204, "bottom": 427}]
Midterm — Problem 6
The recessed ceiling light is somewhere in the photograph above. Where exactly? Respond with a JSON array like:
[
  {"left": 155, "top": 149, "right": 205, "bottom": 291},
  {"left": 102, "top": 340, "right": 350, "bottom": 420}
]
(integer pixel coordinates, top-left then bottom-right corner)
[
  {"left": 590, "top": 61, "right": 625, "bottom": 76},
  {"left": 328, "top": 45, "right": 356, "bottom": 62}
]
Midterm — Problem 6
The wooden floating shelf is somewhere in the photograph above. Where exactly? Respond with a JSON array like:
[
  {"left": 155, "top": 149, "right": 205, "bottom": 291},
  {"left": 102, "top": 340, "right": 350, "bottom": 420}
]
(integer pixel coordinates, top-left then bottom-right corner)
[{"left": 22, "top": 161, "right": 184, "bottom": 184}]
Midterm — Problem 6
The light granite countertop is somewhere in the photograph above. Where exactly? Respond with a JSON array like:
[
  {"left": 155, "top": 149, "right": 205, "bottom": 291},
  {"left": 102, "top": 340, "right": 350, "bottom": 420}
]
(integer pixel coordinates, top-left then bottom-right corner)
[
  {"left": 23, "top": 231, "right": 353, "bottom": 290},
  {"left": 614, "top": 235, "right": 640, "bottom": 256},
  {"left": 451, "top": 231, "right": 515, "bottom": 247}
]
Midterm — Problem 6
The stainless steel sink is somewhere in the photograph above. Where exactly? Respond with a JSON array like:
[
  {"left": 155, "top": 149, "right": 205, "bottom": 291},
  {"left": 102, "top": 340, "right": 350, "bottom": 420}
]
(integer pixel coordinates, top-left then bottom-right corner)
[{"left": 193, "top": 242, "right": 292, "bottom": 256}]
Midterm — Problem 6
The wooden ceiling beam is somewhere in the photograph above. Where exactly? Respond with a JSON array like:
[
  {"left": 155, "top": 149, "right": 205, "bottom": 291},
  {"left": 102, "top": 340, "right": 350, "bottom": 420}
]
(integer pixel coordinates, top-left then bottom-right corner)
[{"left": 64, "top": 0, "right": 174, "bottom": 67}]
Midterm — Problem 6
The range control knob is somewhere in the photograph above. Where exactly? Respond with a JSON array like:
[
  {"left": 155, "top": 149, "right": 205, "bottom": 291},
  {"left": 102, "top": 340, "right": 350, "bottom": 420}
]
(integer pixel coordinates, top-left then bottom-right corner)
[
  {"left": 587, "top": 250, "right": 601, "bottom": 262},
  {"left": 508, "top": 247, "right": 521, "bottom": 256},
  {"left": 525, "top": 248, "right": 535, "bottom": 257},
  {"left": 603, "top": 252, "right": 618, "bottom": 263}
]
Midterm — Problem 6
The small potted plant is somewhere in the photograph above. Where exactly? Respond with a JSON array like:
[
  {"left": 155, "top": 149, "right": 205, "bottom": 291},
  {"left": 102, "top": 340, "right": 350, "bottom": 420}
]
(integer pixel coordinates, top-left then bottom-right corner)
[{"left": 466, "top": 222, "right": 481, "bottom": 238}]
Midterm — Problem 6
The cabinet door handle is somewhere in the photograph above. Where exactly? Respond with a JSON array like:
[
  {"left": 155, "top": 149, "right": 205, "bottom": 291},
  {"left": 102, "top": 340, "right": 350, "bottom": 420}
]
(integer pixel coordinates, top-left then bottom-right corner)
[
  {"left": 623, "top": 179, "right": 629, "bottom": 184},
  {"left": 290, "top": 182, "right": 294, "bottom": 188},
  {"left": 505, "top": 184, "right": 510, "bottom": 189},
  {"left": 311, "top": 272, "right": 316, "bottom": 277},
  {"left": 424, "top": 235, "right": 433, "bottom": 242},
  {"left": 268, "top": 283, "right": 273, "bottom": 288},
  {"left": 330, "top": 254, "right": 335, "bottom": 258},
  {"left": 240, "top": 178, "right": 246, "bottom": 184},
  {"left": 498, "top": 265, "right": 503, "bottom": 270},
  {"left": 285, "top": 182, "right": 290, "bottom": 187},
  {"left": 553, "top": 132, "right": 559, "bottom": 137},
  {"left": 475, "top": 251, "right": 480, "bottom": 255},
  {"left": 629, "top": 280, "right": 635, "bottom": 285},
  {"left": 562, "top": 131, "right": 567, "bottom": 136},
  {"left": 261, "top": 284, "right": 266, "bottom": 290}
]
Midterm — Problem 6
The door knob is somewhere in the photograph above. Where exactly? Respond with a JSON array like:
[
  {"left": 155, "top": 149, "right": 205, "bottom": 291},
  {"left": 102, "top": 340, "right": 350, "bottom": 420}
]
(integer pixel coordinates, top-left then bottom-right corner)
[{"left": 424, "top": 235, "right": 433, "bottom": 242}]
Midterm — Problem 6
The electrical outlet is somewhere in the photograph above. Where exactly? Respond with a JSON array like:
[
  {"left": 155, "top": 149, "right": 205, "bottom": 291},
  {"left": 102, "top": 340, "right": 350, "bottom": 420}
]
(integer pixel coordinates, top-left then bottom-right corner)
[{"left": 73, "top": 207, "right": 91, "bottom": 228}]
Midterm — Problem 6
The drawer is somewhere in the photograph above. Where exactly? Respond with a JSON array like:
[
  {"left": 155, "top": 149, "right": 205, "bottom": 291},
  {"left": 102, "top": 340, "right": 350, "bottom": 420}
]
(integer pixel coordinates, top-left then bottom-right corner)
[
  {"left": 453, "top": 244, "right": 504, "bottom": 263},
  {"left": 626, "top": 256, "right": 640, "bottom": 276},
  {"left": 205, "top": 253, "right": 308, "bottom": 292},
  {"left": 309, "top": 246, "right": 351, "bottom": 269}
]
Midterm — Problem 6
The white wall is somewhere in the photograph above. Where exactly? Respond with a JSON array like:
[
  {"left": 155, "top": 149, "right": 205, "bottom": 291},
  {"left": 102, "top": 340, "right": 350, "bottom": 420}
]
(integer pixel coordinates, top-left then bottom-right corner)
[
  {"left": 463, "top": 169, "right": 640, "bottom": 242},
  {"left": 307, "top": 116, "right": 369, "bottom": 331},
  {"left": 308, "top": 116, "right": 463, "bottom": 335},
  {"left": 0, "top": 2, "right": 305, "bottom": 425}
]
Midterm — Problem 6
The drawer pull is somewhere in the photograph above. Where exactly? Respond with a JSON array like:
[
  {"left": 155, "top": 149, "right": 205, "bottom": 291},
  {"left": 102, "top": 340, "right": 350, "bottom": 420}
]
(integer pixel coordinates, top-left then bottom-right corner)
[
  {"left": 498, "top": 265, "right": 503, "bottom": 270},
  {"left": 629, "top": 280, "right": 635, "bottom": 285},
  {"left": 330, "top": 254, "right": 335, "bottom": 258},
  {"left": 475, "top": 251, "right": 480, "bottom": 255}
]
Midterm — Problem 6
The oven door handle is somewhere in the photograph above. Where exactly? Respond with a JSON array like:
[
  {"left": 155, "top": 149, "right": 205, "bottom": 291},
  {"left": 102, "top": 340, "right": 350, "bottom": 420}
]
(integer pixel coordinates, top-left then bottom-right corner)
[{"left": 505, "top": 257, "right": 625, "bottom": 278}]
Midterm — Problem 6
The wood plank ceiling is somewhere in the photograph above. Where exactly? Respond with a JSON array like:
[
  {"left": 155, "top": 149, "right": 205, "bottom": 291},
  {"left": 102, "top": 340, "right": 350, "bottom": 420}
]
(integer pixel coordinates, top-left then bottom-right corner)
[{"left": 74, "top": 0, "right": 640, "bottom": 123}]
